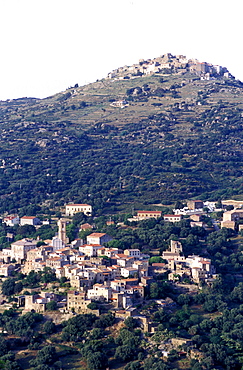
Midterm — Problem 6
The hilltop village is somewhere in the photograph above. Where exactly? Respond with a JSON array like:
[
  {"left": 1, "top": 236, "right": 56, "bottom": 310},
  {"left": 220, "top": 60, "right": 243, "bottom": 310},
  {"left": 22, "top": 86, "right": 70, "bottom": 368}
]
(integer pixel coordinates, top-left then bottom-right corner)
[
  {"left": 107, "top": 53, "right": 234, "bottom": 81},
  {"left": 1, "top": 198, "right": 243, "bottom": 320}
]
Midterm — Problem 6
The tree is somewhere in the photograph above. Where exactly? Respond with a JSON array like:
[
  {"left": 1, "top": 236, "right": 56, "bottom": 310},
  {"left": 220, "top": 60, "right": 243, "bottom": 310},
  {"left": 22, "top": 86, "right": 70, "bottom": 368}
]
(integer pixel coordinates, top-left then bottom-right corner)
[
  {"left": 66, "top": 223, "right": 76, "bottom": 242},
  {"left": 174, "top": 200, "right": 185, "bottom": 209},
  {"left": 89, "top": 328, "right": 103, "bottom": 340},
  {"left": 124, "top": 317, "right": 138, "bottom": 330},
  {"left": 14, "top": 281, "right": 23, "bottom": 294},
  {"left": 125, "top": 361, "right": 141, "bottom": 370},
  {"left": 16, "top": 224, "right": 36, "bottom": 237},
  {"left": 25, "top": 270, "right": 40, "bottom": 287},
  {"left": 115, "top": 345, "right": 136, "bottom": 361},
  {"left": 87, "top": 302, "right": 98, "bottom": 310},
  {"left": 87, "top": 352, "right": 107, "bottom": 370},
  {"left": 46, "top": 301, "right": 57, "bottom": 311},
  {"left": 177, "top": 294, "right": 191, "bottom": 306},
  {"left": 43, "top": 320, "right": 56, "bottom": 334},
  {"left": 149, "top": 256, "right": 165, "bottom": 264},
  {"left": 40, "top": 267, "right": 57, "bottom": 283},
  {"left": 2, "top": 278, "right": 15, "bottom": 296},
  {"left": 149, "top": 282, "right": 159, "bottom": 299},
  {"left": 0, "top": 338, "right": 9, "bottom": 356},
  {"left": 30, "top": 345, "right": 57, "bottom": 367},
  {"left": 72, "top": 212, "right": 86, "bottom": 226}
]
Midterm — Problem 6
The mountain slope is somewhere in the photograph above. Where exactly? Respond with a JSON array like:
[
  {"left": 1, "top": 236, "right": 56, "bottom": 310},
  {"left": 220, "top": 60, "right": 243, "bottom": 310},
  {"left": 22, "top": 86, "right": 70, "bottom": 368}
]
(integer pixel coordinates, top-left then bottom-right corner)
[{"left": 0, "top": 54, "right": 243, "bottom": 214}]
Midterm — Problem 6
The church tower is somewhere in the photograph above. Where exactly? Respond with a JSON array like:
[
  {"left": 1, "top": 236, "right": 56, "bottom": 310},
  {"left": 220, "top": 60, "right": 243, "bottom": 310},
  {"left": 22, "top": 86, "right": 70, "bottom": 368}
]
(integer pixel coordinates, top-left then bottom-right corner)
[{"left": 58, "top": 219, "right": 68, "bottom": 245}]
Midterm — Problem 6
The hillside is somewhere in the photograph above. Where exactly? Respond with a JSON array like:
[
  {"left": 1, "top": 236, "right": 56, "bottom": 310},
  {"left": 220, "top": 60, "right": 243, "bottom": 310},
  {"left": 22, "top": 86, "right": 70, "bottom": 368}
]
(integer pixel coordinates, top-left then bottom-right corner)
[{"left": 0, "top": 53, "right": 243, "bottom": 214}]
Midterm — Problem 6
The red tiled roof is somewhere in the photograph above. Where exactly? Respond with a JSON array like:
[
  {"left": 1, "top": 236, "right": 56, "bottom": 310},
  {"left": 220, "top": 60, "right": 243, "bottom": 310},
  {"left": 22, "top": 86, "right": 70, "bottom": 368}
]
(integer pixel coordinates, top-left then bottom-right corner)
[
  {"left": 164, "top": 214, "right": 181, "bottom": 217},
  {"left": 137, "top": 211, "right": 161, "bottom": 214},
  {"left": 21, "top": 216, "right": 37, "bottom": 219},
  {"left": 66, "top": 204, "right": 91, "bottom": 207},
  {"left": 87, "top": 233, "right": 106, "bottom": 237}
]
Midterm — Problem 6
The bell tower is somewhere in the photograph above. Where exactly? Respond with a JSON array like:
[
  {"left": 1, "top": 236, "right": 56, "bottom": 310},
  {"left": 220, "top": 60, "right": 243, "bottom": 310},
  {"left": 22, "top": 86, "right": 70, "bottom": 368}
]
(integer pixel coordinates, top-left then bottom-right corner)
[{"left": 58, "top": 219, "right": 68, "bottom": 245}]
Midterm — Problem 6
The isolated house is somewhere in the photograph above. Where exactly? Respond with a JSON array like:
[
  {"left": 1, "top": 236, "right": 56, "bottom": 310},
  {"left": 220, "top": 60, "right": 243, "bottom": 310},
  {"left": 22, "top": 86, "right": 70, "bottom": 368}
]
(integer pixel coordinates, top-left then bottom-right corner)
[
  {"left": 3, "top": 215, "right": 20, "bottom": 227},
  {"left": 65, "top": 204, "right": 92, "bottom": 216},
  {"left": 20, "top": 216, "right": 40, "bottom": 226},
  {"left": 164, "top": 214, "right": 182, "bottom": 222},
  {"left": 137, "top": 211, "right": 162, "bottom": 220}
]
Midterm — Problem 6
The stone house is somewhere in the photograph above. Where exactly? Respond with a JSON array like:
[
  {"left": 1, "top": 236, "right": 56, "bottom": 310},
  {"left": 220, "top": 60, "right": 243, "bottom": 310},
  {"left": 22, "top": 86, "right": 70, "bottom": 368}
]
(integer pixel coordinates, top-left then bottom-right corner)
[
  {"left": 164, "top": 214, "right": 182, "bottom": 222},
  {"left": 221, "top": 209, "right": 243, "bottom": 229},
  {"left": 22, "top": 259, "right": 46, "bottom": 274},
  {"left": 97, "top": 247, "right": 120, "bottom": 258},
  {"left": 3, "top": 215, "right": 20, "bottom": 227},
  {"left": 86, "top": 233, "right": 113, "bottom": 245},
  {"left": 79, "top": 244, "right": 102, "bottom": 257},
  {"left": 115, "top": 254, "right": 135, "bottom": 268},
  {"left": 80, "top": 223, "right": 93, "bottom": 231},
  {"left": 187, "top": 200, "right": 204, "bottom": 210},
  {"left": 87, "top": 283, "right": 112, "bottom": 302},
  {"left": 124, "top": 249, "right": 141, "bottom": 259},
  {"left": 46, "top": 257, "right": 68, "bottom": 269},
  {"left": 24, "top": 292, "right": 57, "bottom": 313},
  {"left": 136, "top": 211, "right": 162, "bottom": 220},
  {"left": 107, "top": 265, "right": 121, "bottom": 278},
  {"left": 0, "top": 264, "right": 15, "bottom": 277},
  {"left": 70, "top": 275, "right": 93, "bottom": 290},
  {"left": 20, "top": 216, "right": 41, "bottom": 226},
  {"left": 120, "top": 267, "right": 138, "bottom": 278},
  {"left": 190, "top": 214, "right": 203, "bottom": 222},
  {"left": 67, "top": 291, "right": 98, "bottom": 314},
  {"left": 11, "top": 238, "right": 38, "bottom": 262},
  {"left": 65, "top": 204, "right": 92, "bottom": 216},
  {"left": 150, "top": 263, "right": 167, "bottom": 276}
]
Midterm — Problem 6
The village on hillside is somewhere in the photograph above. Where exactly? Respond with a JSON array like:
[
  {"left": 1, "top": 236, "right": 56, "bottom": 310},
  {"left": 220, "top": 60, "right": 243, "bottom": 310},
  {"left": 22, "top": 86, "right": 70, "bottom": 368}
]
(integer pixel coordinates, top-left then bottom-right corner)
[{"left": 0, "top": 198, "right": 242, "bottom": 330}]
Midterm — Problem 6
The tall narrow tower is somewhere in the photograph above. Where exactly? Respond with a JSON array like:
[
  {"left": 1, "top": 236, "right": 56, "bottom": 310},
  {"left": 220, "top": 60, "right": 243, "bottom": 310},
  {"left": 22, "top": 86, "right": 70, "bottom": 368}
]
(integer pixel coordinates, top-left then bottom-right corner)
[{"left": 58, "top": 219, "right": 68, "bottom": 245}]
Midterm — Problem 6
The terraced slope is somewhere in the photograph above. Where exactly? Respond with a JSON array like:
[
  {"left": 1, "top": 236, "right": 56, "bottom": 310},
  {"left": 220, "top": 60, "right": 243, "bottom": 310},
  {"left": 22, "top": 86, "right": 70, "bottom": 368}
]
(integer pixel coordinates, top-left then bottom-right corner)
[{"left": 0, "top": 65, "right": 243, "bottom": 214}]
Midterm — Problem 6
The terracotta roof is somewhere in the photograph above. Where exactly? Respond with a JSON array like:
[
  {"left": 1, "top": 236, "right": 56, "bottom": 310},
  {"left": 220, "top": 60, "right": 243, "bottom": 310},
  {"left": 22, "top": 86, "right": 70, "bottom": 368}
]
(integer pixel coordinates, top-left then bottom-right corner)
[
  {"left": 87, "top": 233, "right": 107, "bottom": 237},
  {"left": 164, "top": 214, "right": 181, "bottom": 217},
  {"left": 137, "top": 211, "right": 161, "bottom": 214},
  {"left": 21, "top": 216, "right": 37, "bottom": 219},
  {"left": 81, "top": 244, "right": 102, "bottom": 247},
  {"left": 66, "top": 204, "right": 91, "bottom": 207},
  {"left": 80, "top": 223, "right": 93, "bottom": 229}
]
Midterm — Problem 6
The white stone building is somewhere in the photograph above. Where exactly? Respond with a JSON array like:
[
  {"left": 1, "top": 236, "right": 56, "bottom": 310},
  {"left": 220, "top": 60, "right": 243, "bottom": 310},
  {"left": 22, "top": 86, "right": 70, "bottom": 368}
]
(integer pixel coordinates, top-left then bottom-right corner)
[{"left": 65, "top": 204, "right": 92, "bottom": 216}]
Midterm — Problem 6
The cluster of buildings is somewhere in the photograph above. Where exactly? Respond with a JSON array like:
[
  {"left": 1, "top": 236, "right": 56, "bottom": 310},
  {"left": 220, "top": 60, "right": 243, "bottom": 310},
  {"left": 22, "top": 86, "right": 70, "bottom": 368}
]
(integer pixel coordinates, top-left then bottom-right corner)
[
  {"left": 2, "top": 199, "right": 243, "bottom": 316},
  {"left": 3, "top": 202, "right": 92, "bottom": 228},
  {"left": 163, "top": 240, "right": 217, "bottom": 284},
  {"left": 221, "top": 209, "right": 243, "bottom": 230},
  {"left": 3, "top": 215, "right": 42, "bottom": 227},
  {"left": 0, "top": 215, "right": 216, "bottom": 315},
  {"left": 107, "top": 53, "right": 233, "bottom": 80}
]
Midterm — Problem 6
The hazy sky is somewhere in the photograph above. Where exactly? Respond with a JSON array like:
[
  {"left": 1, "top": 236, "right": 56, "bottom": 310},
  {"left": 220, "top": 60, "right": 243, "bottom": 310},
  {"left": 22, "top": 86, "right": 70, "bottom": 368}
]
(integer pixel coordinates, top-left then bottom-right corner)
[{"left": 0, "top": 0, "right": 242, "bottom": 100}]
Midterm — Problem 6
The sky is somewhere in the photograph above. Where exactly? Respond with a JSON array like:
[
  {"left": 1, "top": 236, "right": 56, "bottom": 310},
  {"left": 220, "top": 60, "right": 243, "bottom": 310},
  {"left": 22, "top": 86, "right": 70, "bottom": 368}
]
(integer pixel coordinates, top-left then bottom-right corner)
[{"left": 0, "top": 0, "right": 242, "bottom": 100}]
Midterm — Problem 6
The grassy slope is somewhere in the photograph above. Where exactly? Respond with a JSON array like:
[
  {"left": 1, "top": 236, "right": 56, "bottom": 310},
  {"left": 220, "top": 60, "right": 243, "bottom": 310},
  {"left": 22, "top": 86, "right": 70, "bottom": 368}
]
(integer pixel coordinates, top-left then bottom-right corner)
[{"left": 0, "top": 71, "right": 243, "bottom": 213}]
